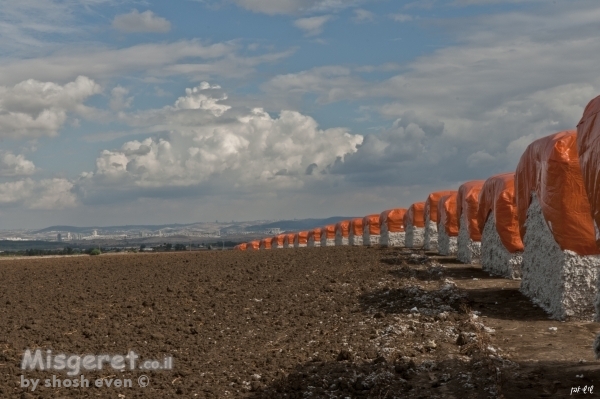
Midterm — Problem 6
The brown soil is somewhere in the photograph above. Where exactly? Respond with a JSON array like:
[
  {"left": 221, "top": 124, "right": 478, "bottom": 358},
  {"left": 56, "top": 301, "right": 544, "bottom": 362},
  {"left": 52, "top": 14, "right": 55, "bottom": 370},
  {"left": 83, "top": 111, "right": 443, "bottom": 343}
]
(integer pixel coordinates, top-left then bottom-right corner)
[{"left": 0, "top": 247, "right": 598, "bottom": 398}]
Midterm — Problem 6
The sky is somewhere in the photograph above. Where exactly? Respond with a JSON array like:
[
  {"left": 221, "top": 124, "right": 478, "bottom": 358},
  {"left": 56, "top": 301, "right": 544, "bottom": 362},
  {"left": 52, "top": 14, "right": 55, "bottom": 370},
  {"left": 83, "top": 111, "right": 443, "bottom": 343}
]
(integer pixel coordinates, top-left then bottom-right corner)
[{"left": 0, "top": 0, "right": 598, "bottom": 229}]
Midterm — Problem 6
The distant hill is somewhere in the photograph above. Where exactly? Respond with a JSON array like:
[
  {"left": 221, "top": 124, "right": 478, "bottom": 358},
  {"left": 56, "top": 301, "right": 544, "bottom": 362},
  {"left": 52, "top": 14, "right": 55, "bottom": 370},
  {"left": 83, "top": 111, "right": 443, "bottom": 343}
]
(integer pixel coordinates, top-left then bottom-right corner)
[
  {"left": 31, "top": 223, "right": 196, "bottom": 234},
  {"left": 29, "top": 217, "right": 358, "bottom": 236},
  {"left": 245, "top": 217, "right": 356, "bottom": 232}
]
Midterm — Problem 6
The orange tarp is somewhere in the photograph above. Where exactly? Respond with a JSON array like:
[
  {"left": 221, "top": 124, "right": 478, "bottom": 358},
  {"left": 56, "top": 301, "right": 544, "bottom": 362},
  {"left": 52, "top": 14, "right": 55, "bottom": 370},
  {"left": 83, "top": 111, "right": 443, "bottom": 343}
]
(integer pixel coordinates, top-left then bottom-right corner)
[
  {"left": 336, "top": 220, "right": 350, "bottom": 237},
  {"left": 403, "top": 202, "right": 425, "bottom": 228},
  {"left": 457, "top": 181, "right": 485, "bottom": 241},
  {"left": 295, "top": 231, "right": 308, "bottom": 245},
  {"left": 577, "top": 95, "right": 600, "bottom": 248},
  {"left": 438, "top": 193, "right": 459, "bottom": 236},
  {"left": 247, "top": 240, "right": 260, "bottom": 251},
  {"left": 260, "top": 237, "right": 272, "bottom": 249},
  {"left": 515, "top": 130, "right": 598, "bottom": 255},
  {"left": 477, "top": 173, "right": 524, "bottom": 253},
  {"left": 350, "top": 218, "right": 364, "bottom": 235},
  {"left": 284, "top": 233, "right": 295, "bottom": 246},
  {"left": 323, "top": 225, "right": 336, "bottom": 239},
  {"left": 380, "top": 208, "right": 407, "bottom": 232},
  {"left": 363, "top": 214, "right": 381, "bottom": 235},
  {"left": 309, "top": 228, "right": 322, "bottom": 242},
  {"left": 425, "top": 191, "right": 456, "bottom": 223},
  {"left": 272, "top": 234, "right": 285, "bottom": 247}
]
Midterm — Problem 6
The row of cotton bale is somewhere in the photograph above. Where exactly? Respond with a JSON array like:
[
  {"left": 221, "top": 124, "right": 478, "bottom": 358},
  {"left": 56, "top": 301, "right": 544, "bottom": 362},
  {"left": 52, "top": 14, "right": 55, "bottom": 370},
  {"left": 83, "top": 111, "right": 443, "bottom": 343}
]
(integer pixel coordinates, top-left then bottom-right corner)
[
  {"left": 234, "top": 94, "right": 600, "bottom": 323},
  {"left": 236, "top": 209, "right": 409, "bottom": 252}
]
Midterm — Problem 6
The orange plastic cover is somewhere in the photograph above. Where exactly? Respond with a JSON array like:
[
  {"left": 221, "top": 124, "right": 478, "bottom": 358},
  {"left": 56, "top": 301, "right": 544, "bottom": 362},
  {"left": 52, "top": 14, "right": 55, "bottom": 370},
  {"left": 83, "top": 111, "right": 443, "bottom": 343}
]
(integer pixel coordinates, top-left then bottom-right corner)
[
  {"left": 322, "top": 225, "right": 335, "bottom": 239},
  {"left": 247, "top": 240, "right": 260, "bottom": 250},
  {"left": 363, "top": 214, "right": 381, "bottom": 235},
  {"left": 457, "top": 181, "right": 485, "bottom": 241},
  {"left": 272, "top": 234, "right": 285, "bottom": 247},
  {"left": 438, "top": 193, "right": 459, "bottom": 237},
  {"left": 477, "top": 173, "right": 524, "bottom": 253},
  {"left": 577, "top": 95, "right": 600, "bottom": 248},
  {"left": 336, "top": 220, "right": 350, "bottom": 237},
  {"left": 350, "top": 218, "right": 364, "bottom": 235},
  {"left": 309, "top": 228, "right": 322, "bottom": 242},
  {"left": 515, "top": 130, "right": 598, "bottom": 255},
  {"left": 380, "top": 208, "right": 407, "bottom": 232},
  {"left": 296, "top": 231, "right": 308, "bottom": 245},
  {"left": 260, "top": 237, "right": 272, "bottom": 249},
  {"left": 403, "top": 202, "right": 425, "bottom": 228},
  {"left": 425, "top": 191, "right": 456, "bottom": 223},
  {"left": 284, "top": 233, "right": 295, "bottom": 246}
]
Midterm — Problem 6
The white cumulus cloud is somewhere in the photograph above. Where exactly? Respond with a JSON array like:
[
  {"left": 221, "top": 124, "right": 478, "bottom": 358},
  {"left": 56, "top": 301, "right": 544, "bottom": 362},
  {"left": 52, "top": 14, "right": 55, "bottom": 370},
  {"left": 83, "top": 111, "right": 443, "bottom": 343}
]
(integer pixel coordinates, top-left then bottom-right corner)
[
  {"left": 294, "top": 15, "right": 331, "bottom": 36},
  {"left": 78, "top": 83, "right": 363, "bottom": 201},
  {"left": 0, "top": 152, "right": 35, "bottom": 176},
  {"left": 112, "top": 10, "right": 171, "bottom": 33},
  {"left": 0, "top": 178, "right": 77, "bottom": 209},
  {"left": 0, "top": 76, "right": 101, "bottom": 139}
]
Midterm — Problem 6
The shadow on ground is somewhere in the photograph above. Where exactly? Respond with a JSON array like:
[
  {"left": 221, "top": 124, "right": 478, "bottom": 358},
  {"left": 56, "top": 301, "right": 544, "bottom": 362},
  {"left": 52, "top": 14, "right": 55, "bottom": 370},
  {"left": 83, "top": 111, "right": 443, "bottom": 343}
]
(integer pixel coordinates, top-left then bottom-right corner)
[{"left": 244, "top": 355, "right": 600, "bottom": 398}]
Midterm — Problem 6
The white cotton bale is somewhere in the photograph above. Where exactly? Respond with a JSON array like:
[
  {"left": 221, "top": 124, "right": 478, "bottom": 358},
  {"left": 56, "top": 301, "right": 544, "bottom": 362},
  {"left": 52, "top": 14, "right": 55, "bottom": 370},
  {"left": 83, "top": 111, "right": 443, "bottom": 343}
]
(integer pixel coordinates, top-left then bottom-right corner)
[
  {"left": 520, "top": 194, "right": 600, "bottom": 321},
  {"left": 480, "top": 212, "right": 522, "bottom": 279},
  {"left": 423, "top": 218, "right": 438, "bottom": 251},
  {"left": 321, "top": 235, "right": 335, "bottom": 246},
  {"left": 335, "top": 231, "right": 349, "bottom": 246},
  {"left": 321, "top": 226, "right": 336, "bottom": 247},
  {"left": 438, "top": 225, "right": 458, "bottom": 256},
  {"left": 457, "top": 214, "right": 482, "bottom": 264},
  {"left": 349, "top": 231, "right": 363, "bottom": 246},
  {"left": 308, "top": 236, "right": 321, "bottom": 247},
  {"left": 380, "top": 220, "right": 405, "bottom": 247},
  {"left": 362, "top": 230, "right": 380, "bottom": 246},
  {"left": 405, "top": 225, "right": 424, "bottom": 248}
]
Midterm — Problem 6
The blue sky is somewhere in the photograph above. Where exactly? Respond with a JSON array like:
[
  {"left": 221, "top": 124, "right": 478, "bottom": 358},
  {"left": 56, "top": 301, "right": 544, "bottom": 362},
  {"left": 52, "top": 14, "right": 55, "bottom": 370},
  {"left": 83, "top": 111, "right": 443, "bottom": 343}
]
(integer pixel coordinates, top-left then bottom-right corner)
[{"left": 0, "top": 0, "right": 598, "bottom": 229}]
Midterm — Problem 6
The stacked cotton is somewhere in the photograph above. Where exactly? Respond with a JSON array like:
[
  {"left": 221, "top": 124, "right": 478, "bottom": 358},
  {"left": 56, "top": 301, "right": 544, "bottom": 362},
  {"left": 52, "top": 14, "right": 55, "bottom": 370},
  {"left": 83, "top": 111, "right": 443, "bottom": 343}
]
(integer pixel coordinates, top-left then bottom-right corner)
[
  {"left": 349, "top": 218, "right": 364, "bottom": 246},
  {"left": 424, "top": 191, "right": 455, "bottom": 251},
  {"left": 437, "top": 193, "right": 459, "bottom": 256},
  {"left": 515, "top": 131, "right": 600, "bottom": 321},
  {"left": 380, "top": 208, "right": 407, "bottom": 247},
  {"left": 294, "top": 231, "right": 309, "bottom": 248},
  {"left": 308, "top": 228, "right": 322, "bottom": 247},
  {"left": 456, "top": 181, "right": 485, "bottom": 264},
  {"left": 259, "top": 237, "right": 273, "bottom": 250},
  {"left": 321, "top": 225, "right": 336, "bottom": 246},
  {"left": 283, "top": 233, "right": 295, "bottom": 249},
  {"left": 272, "top": 234, "right": 286, "bottom": 249},
  {"left": 247, "top": 240, "right": 260, "bottom": 251},
  {"left": 335, "top": 220, "right": 350, "bottom": 246},
  {"left": 404, "top": 202, "right": 425, "bottom": 248},
  {"left": 477, "top": 173, "right": 523, "bottom": 279},
  {"left": 362, "top": 214, "right": 381, "bottom": 246}
]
